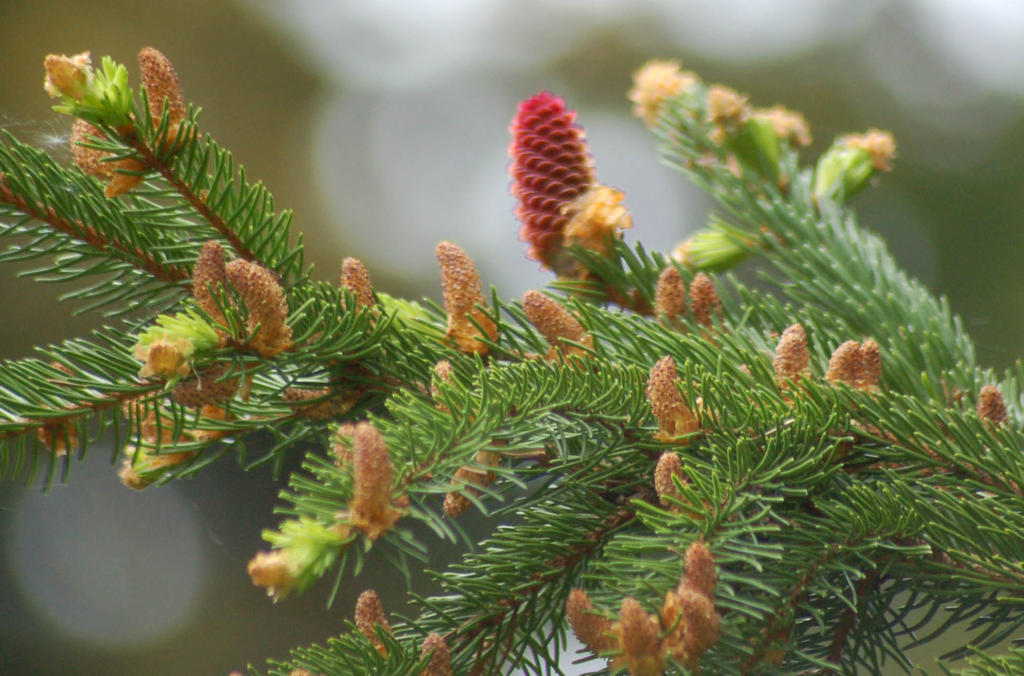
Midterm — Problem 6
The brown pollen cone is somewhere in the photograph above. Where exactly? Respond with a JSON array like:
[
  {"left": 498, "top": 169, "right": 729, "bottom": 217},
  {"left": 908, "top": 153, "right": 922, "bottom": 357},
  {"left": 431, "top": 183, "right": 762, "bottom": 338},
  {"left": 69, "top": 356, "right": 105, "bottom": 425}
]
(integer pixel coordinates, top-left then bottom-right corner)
[
  {"left": 566, "top": 588, "right": 615, "bottom": 654},
  {"left": 688, "top": 273, "right": 721, "bottom": 327},
  {"left": 826, "top": 340, "right": 861, "bottom": 386},
  {"left": 654, "top": 451, "right": 686, "bottom": 507},
  {"left": 443, "top": 449, "right": 500, "bottom": 518},
  {"left": 171, "top": 363, "right": 238, "bottom": 408},
  {"left": 661, "top": 583, "right": 720, "bottom": 668},
  {"left": 138, "top": 47, "right": 186, "bottom": 146},
  {"left": 773, "top": 323, "right": 809, "bottom": 387},
  {"left": 355, "top": 589, "right": 391, "bottom": 656},
  {"left": 655, "top": 266, "right": 687, "bottom": 328},
  {"left": 611, "top": 597, "right": 665, "bottom": 676},
  {"left": 522, "top": 290, "right": 593, "bottom": 359},
  {"left": 340, "top": 257, "right": 376, "bottom": 311},
  {"left": 436, "top": 242, "right": 497, "bottom": 355},
  {"left": 418, "top": 633, "right": 453, "bottom": 676},
  {"left": 684, "top": 540, "right": 717, "bottom": 598},
  {"left": 225, "top": 258, "right": 293, "bottom": 357},
  {"left": 192, "top": 240, "right": 228, "bottom": 323},
  {"left": 349, "top": 422, "right": 401, "bottom": 539},
  {"left": 827, "top": 340, "right": 882, "bottom": 391},
  {"left": 977, "top": 384, "right": 1008, "bottom": 427},
  {"left": 70, "top": 119, "right": 113, "bottom": 179},
  {"left": 646, "top": 356, "right": 699, "bottom": 442}
]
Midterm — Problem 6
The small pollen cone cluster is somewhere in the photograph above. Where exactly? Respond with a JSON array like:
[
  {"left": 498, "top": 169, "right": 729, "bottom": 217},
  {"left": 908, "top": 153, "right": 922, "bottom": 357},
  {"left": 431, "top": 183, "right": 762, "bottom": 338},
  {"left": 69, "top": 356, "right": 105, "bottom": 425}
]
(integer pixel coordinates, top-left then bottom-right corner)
[
  {"left": 562, "top": 184, "right": 632, "bottom": 260},
  {"left": 629, "top": 59, "right": 697, "bottom": 127},
  {"left": 355, "top": 589, "right": 392, "bottom": 656},
  {"left": 138, "top": 47, "right": 186, "bottom": 147},
  {"left": 70, "top": 118, "right": 146, "bottom": 197},
  {"left": 707, "top": 85, "right": 750, "bottom": 144},
  {"left": 192, "top": 241, "right": 293, "bottom": 358},
  {"left": 568, "top": 541, "right": 720, "bottom": 675},
  {"left": 826, "top": 339, "right": 881, "bottom": 391},
  {"left": 655, "top": 266, "right": 687, "bottom": 328},
  {"left": 437, "top": 242, "right": 497, "bottom": 355},
  {"left": 660, "top": 541, "right": 721, "bottom": 670},
  {"left": 977, "top": 384, "right": 1008, "bottom": 428},
  {"left": 773, "top": 323, "right": 809, "bottom": 389},
  {"left": 842, "top": 129, "right": 897, "bottom": 172},
  {"left": 754, "top": 105, "right": 812, "bottom": 148},
  {"left": 509, "top": 92, "right": 630, "bottom": 279},
  {"left": 522, "top": 290, "right": 593, "bottom": 360},
  {"left": 340, "top": 257, "right": 376, "bottom": 311},
  {"left": 443, "top": 448, "right": 501, "bottom": 518},
  {"left": 117, "top": 400, "right": 230, "bottom": 489},
  {"left": 247, "top": 550, "right": 300, "bottom": 602},
  {"left": 646, "top": 356, "right": 700, "bottom": 443},
  {"left": 347, "top": 423, "right": 402, "bottom": 539},
  {"left": 44, "top": 51, "right": 91, "bottom": 100},
  {"left": 418, "top": 633, "right": 453, "bottom": 676}
]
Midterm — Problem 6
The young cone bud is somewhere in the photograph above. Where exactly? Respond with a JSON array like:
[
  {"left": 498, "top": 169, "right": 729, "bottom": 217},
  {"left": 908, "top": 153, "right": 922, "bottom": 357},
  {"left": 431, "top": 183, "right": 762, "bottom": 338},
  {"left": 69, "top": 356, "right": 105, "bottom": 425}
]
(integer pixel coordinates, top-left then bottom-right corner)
[
  {"left": 509, "top": 91, "right": 595, "bottom": 276},
  {"left": 340, "top": 257, "right": 376, "bottom": 311},
  {"left": 646, "top": 356, "right": 699, "bottom": 441},
  {"left": 436, "top": 242, "right": 497, "bottom": 355},
  {"left": 138, "top": 47, "right": 185, "bottom": 146},
  {"left": 43, "top": 51, "right": 91, "bottom": 100},
  {"left": 629, "top": 59, "right": 697, "bottom": 127},
  {"left": 654, "top": 266, "right": 687, "bottom": 327},
  {"left": 773, "top": 323, "right": 809, "bottom": 386},
  {"left": 522, "top": 290, "right": 592, "bottom": 358},
  {"left": 612, "top": 597, "right": 665, "bottom": 676},
  {"left": 688, "top": 273, "right": 721, "bottom": 327},
  {"left": 349, "top": 422, "right": 401, "bottom": 539},
  {"left": 355, "top": 589, "right": 391, "bottom": 656},
  {"left": 566, "top": 588, "right": 615, "bottom": 654},
  {"left": 225, "top": 259, "right": 293, "bottom": 357},
  {"left": 419, "top": 633, "right": 453, "bottom": 676},
  {"left": 977, "top": 384, "right": 1008, "bottom": 427},
  {"left": 654, "top": 451, "right": 686, "bottom": 506},
  {"left": 247, "top": 550, "right": 299, "bottom": 601}
]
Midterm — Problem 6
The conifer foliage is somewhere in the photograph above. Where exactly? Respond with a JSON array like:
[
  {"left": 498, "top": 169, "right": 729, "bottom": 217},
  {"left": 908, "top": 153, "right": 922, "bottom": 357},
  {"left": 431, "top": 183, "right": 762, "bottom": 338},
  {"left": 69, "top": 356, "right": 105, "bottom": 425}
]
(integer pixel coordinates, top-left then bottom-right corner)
[{"left": 1, "top": 49, "right": 1022, "bottom": 674}]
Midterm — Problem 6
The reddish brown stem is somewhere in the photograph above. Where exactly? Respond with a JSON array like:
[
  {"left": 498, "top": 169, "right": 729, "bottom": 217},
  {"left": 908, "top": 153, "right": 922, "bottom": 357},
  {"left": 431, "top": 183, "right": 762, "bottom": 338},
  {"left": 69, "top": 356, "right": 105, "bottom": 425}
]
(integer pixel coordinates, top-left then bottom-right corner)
[
  {"left": 0, "top": 174, "right": 190, "bottom": 286},
  {"left": 128, "top": 136, "right": 258, "bottom": 265}
]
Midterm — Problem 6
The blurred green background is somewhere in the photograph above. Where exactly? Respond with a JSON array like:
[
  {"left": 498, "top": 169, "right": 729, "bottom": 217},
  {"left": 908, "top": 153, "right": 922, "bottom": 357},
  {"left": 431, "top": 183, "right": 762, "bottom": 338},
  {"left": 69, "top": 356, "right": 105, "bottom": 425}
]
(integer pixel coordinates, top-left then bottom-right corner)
[{"left": 1, "top": 1, "right": 1022, "bottom": 673}]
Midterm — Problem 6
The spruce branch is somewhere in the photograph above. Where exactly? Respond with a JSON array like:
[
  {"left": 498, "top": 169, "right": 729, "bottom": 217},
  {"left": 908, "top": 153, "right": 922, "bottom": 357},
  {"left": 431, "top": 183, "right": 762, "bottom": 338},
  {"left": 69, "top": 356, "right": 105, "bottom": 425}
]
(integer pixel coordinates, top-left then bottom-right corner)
[{"left": 4, "top": 48, "right": 1024, "bottom": 675}]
